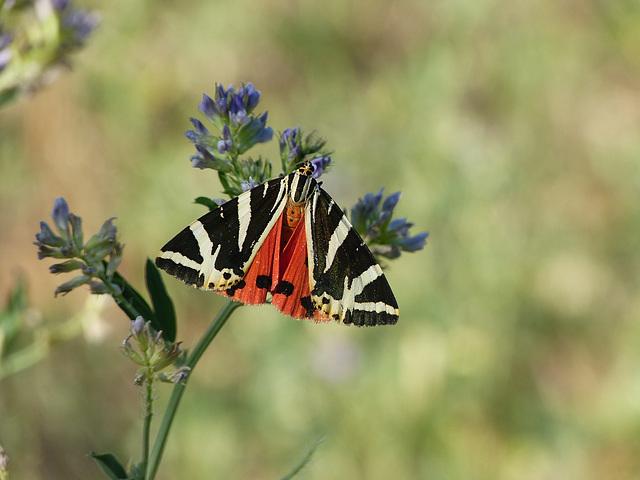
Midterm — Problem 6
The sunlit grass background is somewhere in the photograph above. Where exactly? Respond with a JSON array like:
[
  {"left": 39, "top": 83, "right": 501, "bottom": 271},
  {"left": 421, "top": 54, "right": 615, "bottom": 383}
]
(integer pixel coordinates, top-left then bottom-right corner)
[{"left": 2, "top": 0, "right": 640, "bottom": 478}]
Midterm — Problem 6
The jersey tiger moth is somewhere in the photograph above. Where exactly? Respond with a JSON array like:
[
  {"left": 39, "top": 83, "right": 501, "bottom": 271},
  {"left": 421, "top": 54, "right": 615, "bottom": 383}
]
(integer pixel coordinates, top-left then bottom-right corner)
[{"left": 155, "top": 162, "right": 399, "bottom": 326}]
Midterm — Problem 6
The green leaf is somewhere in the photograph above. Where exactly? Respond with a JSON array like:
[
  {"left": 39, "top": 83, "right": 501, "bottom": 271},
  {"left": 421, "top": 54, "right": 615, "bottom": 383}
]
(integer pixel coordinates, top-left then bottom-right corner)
[
  {"left": 194, "top": 196, "right": 220, "bottom": 211},
  {"left": 89, "top": 452, "right": 131, "bottom": 480},
  {"left": 110, "top": 268, "right": 156, "bottom": 324},
  {"left": 145, "top": 258, "right": 177, "bottom": 342}
]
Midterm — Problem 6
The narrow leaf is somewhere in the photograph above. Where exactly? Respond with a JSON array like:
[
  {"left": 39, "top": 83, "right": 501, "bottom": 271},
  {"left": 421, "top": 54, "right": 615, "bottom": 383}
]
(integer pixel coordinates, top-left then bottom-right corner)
[
  {"left": 194, "top": 196, "right": 220, "bottom": 211},
  {"left": 109, "top": 268, "right": 156, "bottom": 324},
  {"left": 89, "top": 452, "right": 131, "bottom": 480},
  {"left": 145, "top": 258, "right": 177, "bottom": 342},
  {"left": 281, "top": 435, "right": 326, "bottom": 480}
]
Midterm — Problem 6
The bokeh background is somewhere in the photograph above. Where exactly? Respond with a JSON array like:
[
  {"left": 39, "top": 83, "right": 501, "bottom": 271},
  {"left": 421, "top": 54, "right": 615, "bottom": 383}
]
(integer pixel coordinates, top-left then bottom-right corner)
[{"left": 2, "top": 0, "right": 640, "bottom": 478}]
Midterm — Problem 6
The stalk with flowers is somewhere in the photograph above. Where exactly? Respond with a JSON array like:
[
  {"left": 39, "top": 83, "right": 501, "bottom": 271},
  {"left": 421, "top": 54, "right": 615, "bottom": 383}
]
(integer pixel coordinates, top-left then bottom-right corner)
[
  {"left": 33, "top": 83, "right": 428, "bottom": 479},
  {"left": 0, "top": 0, "right": 99, "bottom": 107}
]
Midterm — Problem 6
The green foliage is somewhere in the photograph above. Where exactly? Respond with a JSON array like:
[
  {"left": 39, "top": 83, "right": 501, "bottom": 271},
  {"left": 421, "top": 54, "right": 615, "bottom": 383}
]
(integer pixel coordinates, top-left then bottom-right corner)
[
  {"left": 144, "top": 259, "right": 176, "bottom": 342},
  {"left": 89, "top": 452, "right": 131, "bottom": 480}
]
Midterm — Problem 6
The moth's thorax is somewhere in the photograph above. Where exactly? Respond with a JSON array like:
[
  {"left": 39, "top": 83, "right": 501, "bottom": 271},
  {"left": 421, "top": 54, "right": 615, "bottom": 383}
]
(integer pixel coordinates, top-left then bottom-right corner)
[{"left": 288, "top": 164, "right": 316, "bottom": 205}]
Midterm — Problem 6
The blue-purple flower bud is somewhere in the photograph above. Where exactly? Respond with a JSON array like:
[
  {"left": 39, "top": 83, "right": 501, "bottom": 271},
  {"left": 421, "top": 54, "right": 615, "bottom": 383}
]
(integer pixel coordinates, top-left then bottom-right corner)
[
  {"left": 35, "top": 221, "right": 65, "bottom": 247},
  {"left": 49, "top": 259, "right": 84, "bottom": 274},
  {"left": 217, "top": 124, "right": 233, "bottom": 154},
  {"left": 395, "top": 231, "right": 429, "bottom": 252},
  {"left": 68, "top": 213, "right": 83, "bottom": 249},
  {"left": 378, "top": 191, "right": 401, "bottom": 224},
  {"left": 310, "top": 156, "right": 331, "bottom": 179},
  {"left": 241, "top": 177, "right": 259, "bottom": 192},
  {"left": 229, "top": 94, "right": 247, "bottom": 127},
  {"left": 51, "top": 197, "right": 71, "bottom": 238},
  {"left": 350, "top": 189, "right": 427, "bottom": 259},
  {"left": 198, "top": 94, "right": 220, "bottom": 123},
  {"left": 244, "top": 83, "right": 260, "bottom": 112},
  {"left": 54, "top": 275, "right": 91, "bottom": 296}
]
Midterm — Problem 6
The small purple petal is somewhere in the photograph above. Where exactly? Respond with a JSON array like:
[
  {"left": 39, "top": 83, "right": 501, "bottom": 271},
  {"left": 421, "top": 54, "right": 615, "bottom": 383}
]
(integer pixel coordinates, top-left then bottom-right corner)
[
  {"left": 217, "top": 124, "right": 233, "bottom": 153},
  {"left": 388, "top": 217, "right": 412, "bottom": 236},
  {"left": 131, "top": 316, "right": 145, "bottom": 336},
  {"left": 198, "top": 94, "right": 218, "bottom": 119},
  {"left": 229, "top": 95, "right": 247, "bottom": 126},
  {"left": 189, "top": 118, "right": 210, "bottom": 136},
  {"left": 216, "top": 83, "right": 231, "bottom": 99},
  {"left": 51, "top": 198, "right": 70, "bottom": 237},
  {"left": 378, "top": 191, "right": 401, "bottom": 223},
  {"left": 255, "top": 126, "right": 274, "bottom": 144},
  {"left": 310, "top": 156, "right": 331, "bottom": 178},
  {"left": 217, "top": 139, "right": 232, "bottom": 154},
  {"left": 241, "top": 177, "right": 259, "bottom": 192},
  {"left": 245, "top": 83, "right": 261, "bottom": 111},
  {"left": 396, "top": 232, "right": 429, "bottom": 252}
]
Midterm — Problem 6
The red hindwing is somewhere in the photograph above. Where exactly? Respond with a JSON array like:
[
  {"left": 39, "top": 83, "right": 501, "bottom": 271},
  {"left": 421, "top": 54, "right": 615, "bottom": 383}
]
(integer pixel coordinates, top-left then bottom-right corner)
[{"left": 225, "top": 207, "right": 329, "bottom": 322}]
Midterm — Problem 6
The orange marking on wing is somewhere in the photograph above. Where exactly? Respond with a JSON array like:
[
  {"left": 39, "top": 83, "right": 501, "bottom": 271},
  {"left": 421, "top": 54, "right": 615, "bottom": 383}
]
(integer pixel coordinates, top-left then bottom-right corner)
[{"left": 281, "top": 203, "right": 303, "bottom": 249}]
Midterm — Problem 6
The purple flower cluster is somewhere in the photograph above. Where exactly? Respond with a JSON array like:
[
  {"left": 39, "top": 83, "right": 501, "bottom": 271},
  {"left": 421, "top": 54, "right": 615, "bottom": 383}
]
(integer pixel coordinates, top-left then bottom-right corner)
[
  {"left": 0, "top": 0, "right": 99, "bottom": 104},
  {"left": 34, "top": 198, "right": 123, "bottom": 297},
  {"left": 186, "top": 83, "right": 273, "bottom": 165},
  {"left": 279, "top": 126, "right": 331, "bottom": 177},
  {"left": 350, "top": 189, "right": 428, "bottom": 259}
]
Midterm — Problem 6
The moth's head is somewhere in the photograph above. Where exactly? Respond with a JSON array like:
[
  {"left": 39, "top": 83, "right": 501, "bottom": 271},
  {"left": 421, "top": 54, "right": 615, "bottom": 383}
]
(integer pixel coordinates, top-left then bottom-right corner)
[{"left": 298, "top": 161, "right": 315, "bottom": 178}]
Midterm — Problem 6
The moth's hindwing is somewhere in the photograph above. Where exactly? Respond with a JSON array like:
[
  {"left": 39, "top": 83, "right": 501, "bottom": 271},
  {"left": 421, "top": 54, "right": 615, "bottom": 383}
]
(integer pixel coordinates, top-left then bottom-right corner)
[
  {"left": 156, "top": 176, "right": 288, "bottom": 291},
  {"left": 306, "top": 187, "right": 399, "bottom": 326}
]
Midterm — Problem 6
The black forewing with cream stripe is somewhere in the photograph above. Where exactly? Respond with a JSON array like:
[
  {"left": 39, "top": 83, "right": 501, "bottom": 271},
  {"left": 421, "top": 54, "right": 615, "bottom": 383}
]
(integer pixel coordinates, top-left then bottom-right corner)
[
  {"left": 306, "top": 187, "right": 399, "bottom": 326},
  {"left": 156, "top": 176, "right": 288, "bottom": 291}
]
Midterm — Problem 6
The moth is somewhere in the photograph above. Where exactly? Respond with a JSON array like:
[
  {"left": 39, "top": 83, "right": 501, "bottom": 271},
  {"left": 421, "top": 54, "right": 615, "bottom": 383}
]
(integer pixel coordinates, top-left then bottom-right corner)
[{"left": 156, "top": 162, "right": 399, "bottom": 326}]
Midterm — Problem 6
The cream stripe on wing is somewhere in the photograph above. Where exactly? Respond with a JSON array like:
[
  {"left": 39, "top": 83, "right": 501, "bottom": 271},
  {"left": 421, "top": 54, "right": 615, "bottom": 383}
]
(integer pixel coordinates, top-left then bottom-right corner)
[{"left": 323, "top": 215, "right": 352, "bottom": 274}]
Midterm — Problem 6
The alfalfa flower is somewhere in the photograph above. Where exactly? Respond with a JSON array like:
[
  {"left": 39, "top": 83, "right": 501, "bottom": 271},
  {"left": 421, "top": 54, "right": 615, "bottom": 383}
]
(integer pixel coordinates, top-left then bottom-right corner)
[
  {"left": 0, "top": 0, "right": 100, "bottom": 107},
  {"left": 35, "top": 198, "right": 124, "bottom": 297},
  {"left": 350, "top": 188, "right": 428, "bottom": 259},
  {"left": 279, "top": 126, "right": 331, "bottom": 177}
]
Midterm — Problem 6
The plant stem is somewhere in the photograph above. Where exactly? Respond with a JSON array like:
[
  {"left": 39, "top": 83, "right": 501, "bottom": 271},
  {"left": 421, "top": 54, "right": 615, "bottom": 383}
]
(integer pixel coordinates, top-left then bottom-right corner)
[
  {"left": 145, "top": 300, "right": 241, "bottom": 480},
  {"left": 142, "top": 368, "right": 154, "bottom": 475}
]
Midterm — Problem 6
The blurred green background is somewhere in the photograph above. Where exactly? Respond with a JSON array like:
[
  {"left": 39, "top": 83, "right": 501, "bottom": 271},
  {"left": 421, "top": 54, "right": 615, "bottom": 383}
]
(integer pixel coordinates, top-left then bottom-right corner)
[{"left": 2, "top": 0, "right": 640, "bottom": 478}]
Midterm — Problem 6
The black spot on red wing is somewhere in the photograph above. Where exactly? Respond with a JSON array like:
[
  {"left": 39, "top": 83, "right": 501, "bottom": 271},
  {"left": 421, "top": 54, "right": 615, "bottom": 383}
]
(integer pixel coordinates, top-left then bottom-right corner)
[
  {"left": 274, "top": 281, "right": 294, "bottom": 296},
  {"left": 300, "top": 296, "right": 316, "bottom": 318},
  {"left": 256, "top": 275, "right": 272, "bottom": 290},
  {"left": 226, "top": 279, "right": 246, "bottom": 297}
]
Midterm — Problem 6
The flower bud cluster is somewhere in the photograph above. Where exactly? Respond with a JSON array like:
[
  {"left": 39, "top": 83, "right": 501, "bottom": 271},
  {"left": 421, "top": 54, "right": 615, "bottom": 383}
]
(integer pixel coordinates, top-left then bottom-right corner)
[
  {"left": 0, "top": 0, "right": 99, "bottom": 106},
  {"left": 279, "top": 126, "right": 331, "bottom": 177},
  {"left": 120, "top": 317, "right": 189, "bottom": 385},
  {"left": 350, "top": 188, "right": 428, "bottom": 259},
  {"left": 185, "top": 83, "right": 275, "bottom": 197},
  {"left": 34, "top": 198, "right": 123, "bottom": 297}
]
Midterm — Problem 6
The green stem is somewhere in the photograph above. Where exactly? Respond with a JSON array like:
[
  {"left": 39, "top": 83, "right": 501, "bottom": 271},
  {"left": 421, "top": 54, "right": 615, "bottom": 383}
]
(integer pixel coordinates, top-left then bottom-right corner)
[
  {"left": 145, "top": 300, "right": 241, "bottom": 480},
  {"left": 142, "top": 367, "right": 154, "bottom": 475}
]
